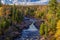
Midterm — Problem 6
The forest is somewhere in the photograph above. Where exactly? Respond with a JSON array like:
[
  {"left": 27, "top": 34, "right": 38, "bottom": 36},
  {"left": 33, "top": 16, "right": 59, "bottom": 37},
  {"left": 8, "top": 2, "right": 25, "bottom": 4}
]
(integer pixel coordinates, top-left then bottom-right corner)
[{"left": 0, "top": 0, "right": 60, "bottom": 40}]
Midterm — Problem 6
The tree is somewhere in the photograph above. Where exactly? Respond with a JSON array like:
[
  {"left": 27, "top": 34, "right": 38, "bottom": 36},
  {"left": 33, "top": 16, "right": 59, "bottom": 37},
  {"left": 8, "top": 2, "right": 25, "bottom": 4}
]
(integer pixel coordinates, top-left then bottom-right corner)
[
  {"left": 44, "top": 23, "right": 48, "bottom": 38},
  {"left": 26, "top": 8, "right": 35, "bottom": 17},
  {"left": 48, "top": 0, "right": 57, "bottom": 33},
  {"left": 39, "top": 22, "right": 48, "bottom": 38},
  {"left": 48, "top": 0, "right": 57, "bottom": 14},
  {"left": 56, "top": 3, "right": 60, "bottom": 19},
  {"left": 0, "top": 7, "right": 3, "bottom": 16},
  {"left": 15, "top": 9, "right": 24, "bottom": 23},
  {"left": 12, "top": 4, "right": 16, "bottom": 21},
  {"left": 54, "top": 20, "right": 60, "bottom": 40},
  {"left": 39, "top": 23, "right": 45, "bottom": 35},
  {"left": 11, "top": 5, "right": 24, "bottom": 23},
  {"left": 0, "top": 0, "right": 2, "bottom": 7}
]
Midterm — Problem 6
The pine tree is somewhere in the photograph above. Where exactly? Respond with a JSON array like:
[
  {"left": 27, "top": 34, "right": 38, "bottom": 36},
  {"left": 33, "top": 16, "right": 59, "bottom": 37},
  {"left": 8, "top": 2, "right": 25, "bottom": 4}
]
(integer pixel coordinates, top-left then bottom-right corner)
[
  {"left": 48, "top": 0, "right": 57, "bottom": 34},
  {"left": 39, "top": 22, "right": 48, "bottom": 38},
  {"left": 12, "top": 4, "right": 16, "bottom": 21},
  {"left": 0, "top": 0, "right": 2, "bottom": 7},
  {"left": 48, "top": 0, "right": 57, "bottom": 14},
  {"left": 56, "top": 2, "right": 60, "bottom": 19},
  {"left": 39, "top": 23, "right": 44, "bottom": 35},
  {"left": 44, "top": 23, "right": 48, "bottom": 38}
]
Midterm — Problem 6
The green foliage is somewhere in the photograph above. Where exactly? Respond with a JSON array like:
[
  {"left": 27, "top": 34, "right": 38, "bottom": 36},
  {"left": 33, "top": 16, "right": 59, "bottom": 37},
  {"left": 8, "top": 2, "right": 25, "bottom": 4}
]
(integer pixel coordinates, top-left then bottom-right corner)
[
  {"left": 0, "top": 0, "right": 2, "bottom": 7},
  {"left": 48, "top": 0, "right": 57, "bottom": 33},
  {"left": 39, "top": 12, "right": 45, "bottom": 18},
  {"left": 39, "top": 23, "right": 45, "bottom": 35},
  {"left": 56, "top": 3, "right": 60, "bottom": 19},
  {"left": 48, "top": 0, "right": 57, "bottom": 14},
  {"left": 11, "top": 5, "right": 24, "bottom": 23},
  {"left": 0, "top": 18, "right": 6, "bottom": 28},
  {"left": 0, "top": 17, "right": 10, "bottom": 36},
  {"left": 15, "top": 9, "right": 24, "bottom": 23},
  {"left": 44, "top": 23, "right": 48, "bottom": 38},
  {"left": 40, "top": 22, "right": 48, "bottom": 38},
  {"left": 26, "top": 8, "right": 35, "bottom": 17},
  {"left": 0, "top": 5, "right": 24, "bottom": 39},
  {"left": 12, "top": 5, "right": 16, "bottom": 21}
]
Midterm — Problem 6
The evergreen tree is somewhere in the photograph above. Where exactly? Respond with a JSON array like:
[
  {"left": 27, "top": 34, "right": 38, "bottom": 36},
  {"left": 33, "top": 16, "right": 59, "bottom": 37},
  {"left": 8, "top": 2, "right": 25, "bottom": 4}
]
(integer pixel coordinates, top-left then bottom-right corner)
[
  {"left": 12, "top": 4, "right": 16, "bottom": 21},
  {"left": 48, "top": 0, "right": 57, "bottom": 34},
  {"left": 39, "top": 23, "right": 45, "bottom": 35},
  {"left": 27, "top": 8, "right": 35, "bottom": 17},
  {"left": 48, "top": 0, "right": 57, "bottom": 14},
  {"left": 0, "top": 0, "right": 2, "bottom": 7},
  {"left": 44, "top": 23, "right": 48, "bottom": 38},
  {"left": 56, "top": 3, "right": 60, "bottom": 19},
  {"left": 15, "top": 9, "right": 24, "bottom": 23},
  {"left": 39, "top": 22, "right": 48, "bottom": 38}
]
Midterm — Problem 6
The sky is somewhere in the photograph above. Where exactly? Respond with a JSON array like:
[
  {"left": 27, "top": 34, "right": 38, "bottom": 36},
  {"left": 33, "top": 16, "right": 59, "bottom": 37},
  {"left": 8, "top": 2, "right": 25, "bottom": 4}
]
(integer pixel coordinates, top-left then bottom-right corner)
[{"left": 1, "top": 0, "right": 49, "bottom": 5}]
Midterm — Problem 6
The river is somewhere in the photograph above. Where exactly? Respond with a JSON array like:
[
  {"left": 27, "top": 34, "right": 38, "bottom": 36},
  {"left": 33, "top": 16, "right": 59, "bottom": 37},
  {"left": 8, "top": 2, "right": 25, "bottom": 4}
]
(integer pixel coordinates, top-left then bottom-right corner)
[{"left": 15, "top": 17, "right": 40, "bottom": 40}]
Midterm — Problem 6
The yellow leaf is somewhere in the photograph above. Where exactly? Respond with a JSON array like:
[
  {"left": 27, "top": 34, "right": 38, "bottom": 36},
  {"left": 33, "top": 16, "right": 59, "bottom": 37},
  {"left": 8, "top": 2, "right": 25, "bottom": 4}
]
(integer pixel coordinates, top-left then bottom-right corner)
[
  {"left": 56, "top": 20, "right": 60, "bottom": 29},
  {"left": 0, "top": 7, "right": 3, "bottom": 16},
  {"left": 55, "top": 20, "right": 60, "bottom": 40}
]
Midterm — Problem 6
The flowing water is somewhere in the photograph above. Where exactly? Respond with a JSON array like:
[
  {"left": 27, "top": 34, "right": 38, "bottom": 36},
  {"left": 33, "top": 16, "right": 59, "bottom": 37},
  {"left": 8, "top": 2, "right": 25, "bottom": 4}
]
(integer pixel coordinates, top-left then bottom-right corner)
[{"left": 15, "top": 17, "right": 40, "bottom": 40}]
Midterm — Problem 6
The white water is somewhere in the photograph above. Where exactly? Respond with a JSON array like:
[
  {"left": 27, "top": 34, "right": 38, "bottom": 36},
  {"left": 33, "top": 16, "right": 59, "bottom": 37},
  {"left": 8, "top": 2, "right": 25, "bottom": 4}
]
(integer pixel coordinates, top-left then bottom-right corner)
[
  {"left": 25, "top": 23, "right": 38, "bottom": 31},
  {"left": 15, "top": 17, "right": 40, "bottom": 40}
]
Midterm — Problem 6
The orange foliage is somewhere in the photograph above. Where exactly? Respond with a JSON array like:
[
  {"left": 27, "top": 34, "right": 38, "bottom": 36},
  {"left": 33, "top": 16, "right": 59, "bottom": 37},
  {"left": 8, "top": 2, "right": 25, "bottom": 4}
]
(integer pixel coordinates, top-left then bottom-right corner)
[
  {"left": 0, "top": 7, "right": 4, "bottom": 16},
  {"left": 37, "top": 5, "right": 48, "bottom": 12},
  {"left": 6, "top": 10, "right": 11, "bottom": 15},
  {"left": 46, "top": 13, "right": 54, "bottom": 20}
]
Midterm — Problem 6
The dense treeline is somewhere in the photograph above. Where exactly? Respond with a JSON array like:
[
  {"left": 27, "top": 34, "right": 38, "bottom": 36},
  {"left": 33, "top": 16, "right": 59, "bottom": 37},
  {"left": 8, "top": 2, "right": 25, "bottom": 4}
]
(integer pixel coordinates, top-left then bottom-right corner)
[
  {"left": 0, "top": 5, "right": 24, "bottom": 40},
  {"left": 0, "top": 5, "right": 47, "bottom": 40},
  {"left": 40, "top": 0, "right": 60, "bottom": 40},
  {"left": 0, "top": 4, "right": 48, "bottom": 40},
  {"left": 0, "top": 0, "right": 60, "bottom": 40}
]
